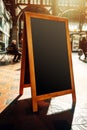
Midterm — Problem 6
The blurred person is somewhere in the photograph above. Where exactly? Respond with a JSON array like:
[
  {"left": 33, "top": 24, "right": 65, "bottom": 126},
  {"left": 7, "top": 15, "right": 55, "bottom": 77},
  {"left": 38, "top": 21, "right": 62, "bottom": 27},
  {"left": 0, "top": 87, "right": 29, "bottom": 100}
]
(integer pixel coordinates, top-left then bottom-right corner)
[
  {"left": 7, "top": 40, "right": 21, "bottom": 62},
  {"left": 79, "top": 37, "right": 87, "bottom": 59}
]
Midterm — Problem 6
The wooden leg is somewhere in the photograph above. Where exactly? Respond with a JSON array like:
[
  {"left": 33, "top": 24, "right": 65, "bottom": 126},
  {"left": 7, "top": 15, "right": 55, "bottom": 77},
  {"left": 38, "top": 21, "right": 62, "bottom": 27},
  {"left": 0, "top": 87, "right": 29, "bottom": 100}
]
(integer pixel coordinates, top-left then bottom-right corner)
[{"left": 32, "top": 98, "right": 38, "bottom": 112}]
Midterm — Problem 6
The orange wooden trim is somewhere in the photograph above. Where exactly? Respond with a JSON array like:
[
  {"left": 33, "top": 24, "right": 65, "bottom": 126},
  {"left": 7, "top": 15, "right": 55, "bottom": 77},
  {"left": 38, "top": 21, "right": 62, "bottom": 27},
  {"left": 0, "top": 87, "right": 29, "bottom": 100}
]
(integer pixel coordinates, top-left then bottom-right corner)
[
  {"left": 20, "top": 16, "right": 31, "bottom": 95},
  {"left": 25, "top": 12, "right": 68, "bottom": 22},
  {"left": 36, "top": 89, "right": 73, "bottom": 101},
  {"left": 65, "top": 20, "right": 76, "bottom": 103},
  {"left": 20, "top": 24, "right": 26, "bottom": 95},
  {"left": 25, "top": 12, "right": 38, "bottom": 111}
]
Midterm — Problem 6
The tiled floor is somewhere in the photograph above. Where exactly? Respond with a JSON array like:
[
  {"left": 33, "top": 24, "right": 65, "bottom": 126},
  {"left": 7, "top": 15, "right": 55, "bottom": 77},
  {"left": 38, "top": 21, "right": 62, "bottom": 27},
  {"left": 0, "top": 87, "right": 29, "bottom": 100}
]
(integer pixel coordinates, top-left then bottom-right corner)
[{"left": 0, "top": 53, "right": 87, "bottom": 130}]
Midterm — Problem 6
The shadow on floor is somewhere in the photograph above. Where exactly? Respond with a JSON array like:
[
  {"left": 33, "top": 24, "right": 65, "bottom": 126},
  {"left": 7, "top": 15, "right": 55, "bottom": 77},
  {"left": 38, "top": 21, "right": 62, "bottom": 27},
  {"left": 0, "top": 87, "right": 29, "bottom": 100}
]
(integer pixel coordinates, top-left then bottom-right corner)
[{"left": 0, "top": 95, "right": 76, "bottom": 130}]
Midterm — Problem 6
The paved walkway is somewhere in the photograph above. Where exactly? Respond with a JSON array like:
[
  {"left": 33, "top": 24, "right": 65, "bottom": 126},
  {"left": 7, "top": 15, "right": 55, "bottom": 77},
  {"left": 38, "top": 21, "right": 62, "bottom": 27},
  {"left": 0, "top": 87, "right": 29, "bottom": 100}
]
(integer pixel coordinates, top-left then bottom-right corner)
[
  {"left": 0, "top": 61, "right": 21, "bottom": 112},
  {"left": 0, "top": 53, "right": 87, "bottom": 130}
]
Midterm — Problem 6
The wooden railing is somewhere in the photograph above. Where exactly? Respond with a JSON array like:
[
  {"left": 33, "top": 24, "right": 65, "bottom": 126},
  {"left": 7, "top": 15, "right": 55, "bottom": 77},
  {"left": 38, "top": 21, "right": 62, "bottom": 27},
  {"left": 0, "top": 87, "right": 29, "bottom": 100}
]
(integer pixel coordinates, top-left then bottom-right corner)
[{"left": 17, "top": 0, "right": 52, "bottom": 6}]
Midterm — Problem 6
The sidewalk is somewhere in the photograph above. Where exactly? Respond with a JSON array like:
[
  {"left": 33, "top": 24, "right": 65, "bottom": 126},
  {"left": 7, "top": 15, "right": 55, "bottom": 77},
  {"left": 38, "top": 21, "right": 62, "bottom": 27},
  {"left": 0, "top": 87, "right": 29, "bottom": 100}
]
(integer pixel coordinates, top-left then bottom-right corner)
[{"left": 0, "top": 62, "right": 21, "bottom": 112}]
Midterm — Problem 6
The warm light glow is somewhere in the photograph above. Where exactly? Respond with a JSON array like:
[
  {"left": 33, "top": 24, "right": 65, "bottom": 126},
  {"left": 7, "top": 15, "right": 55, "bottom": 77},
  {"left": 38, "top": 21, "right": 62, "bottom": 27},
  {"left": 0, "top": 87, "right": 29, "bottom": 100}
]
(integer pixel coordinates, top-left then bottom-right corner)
[
  {"left": 82, "top": 24, "right": 87, "bottom": 31},
  {"left": 58, "top": 0, "right": 82, "bottom": 7},
  {"left": 69, "top": 23, "right": 79, "bottom": 32},
  {"left": 18, "top": 88, "right": 31, "bottom": 100},
  {"left": 46, "top": 94, "right": 73, "bottom": 115}
]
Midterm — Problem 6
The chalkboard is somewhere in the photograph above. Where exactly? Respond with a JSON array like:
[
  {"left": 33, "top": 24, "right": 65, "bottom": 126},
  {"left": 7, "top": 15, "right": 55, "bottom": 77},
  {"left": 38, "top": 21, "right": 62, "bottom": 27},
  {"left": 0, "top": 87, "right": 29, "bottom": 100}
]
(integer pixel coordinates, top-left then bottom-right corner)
[
  {"left": 20, "top": 12, "right": 76, "bottom": 112},
  {"left": 31, "top": 17, "right": 71, "bottom": 95}
]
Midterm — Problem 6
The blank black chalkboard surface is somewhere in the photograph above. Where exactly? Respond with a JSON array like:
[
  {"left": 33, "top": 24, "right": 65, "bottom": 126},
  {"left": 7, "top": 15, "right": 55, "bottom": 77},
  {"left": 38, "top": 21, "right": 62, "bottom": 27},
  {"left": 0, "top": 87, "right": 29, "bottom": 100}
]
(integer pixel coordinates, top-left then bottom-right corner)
[{"left": 20, "top": 12, "right": 76, "bottom": 112}]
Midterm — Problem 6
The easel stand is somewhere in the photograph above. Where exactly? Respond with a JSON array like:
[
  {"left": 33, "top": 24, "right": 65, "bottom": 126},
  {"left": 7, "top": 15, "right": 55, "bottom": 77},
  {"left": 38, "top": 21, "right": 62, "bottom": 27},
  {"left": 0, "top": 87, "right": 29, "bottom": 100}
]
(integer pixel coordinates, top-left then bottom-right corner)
[{"left": 20, "top": 12, "right": 76, "bottom": 112}]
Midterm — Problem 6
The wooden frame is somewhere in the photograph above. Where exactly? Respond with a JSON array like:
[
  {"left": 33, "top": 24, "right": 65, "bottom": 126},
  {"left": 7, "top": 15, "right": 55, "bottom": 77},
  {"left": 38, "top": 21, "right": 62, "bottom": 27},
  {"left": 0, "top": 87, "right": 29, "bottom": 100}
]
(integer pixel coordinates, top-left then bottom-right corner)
[
  {"left": 20, "top": 12, "right": 76, "bottom": 112},
  {"left": 20, "top": 19, "right": 31, "bottom": 95}
]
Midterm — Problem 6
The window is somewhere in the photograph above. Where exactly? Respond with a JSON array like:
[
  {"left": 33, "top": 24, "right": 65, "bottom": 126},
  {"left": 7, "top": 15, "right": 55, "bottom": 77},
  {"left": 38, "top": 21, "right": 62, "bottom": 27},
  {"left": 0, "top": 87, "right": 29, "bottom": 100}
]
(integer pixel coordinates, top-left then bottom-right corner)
[{"left": 58, "top": 0, "right": 84, "bottom": 7}]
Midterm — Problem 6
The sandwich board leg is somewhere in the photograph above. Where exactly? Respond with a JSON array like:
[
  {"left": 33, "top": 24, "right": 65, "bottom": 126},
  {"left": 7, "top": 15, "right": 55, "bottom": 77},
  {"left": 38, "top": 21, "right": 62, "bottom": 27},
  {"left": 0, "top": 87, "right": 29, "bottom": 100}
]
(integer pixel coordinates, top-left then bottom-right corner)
[{"left": 32, "top": 98, "right": 38, "bottom": 112}]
